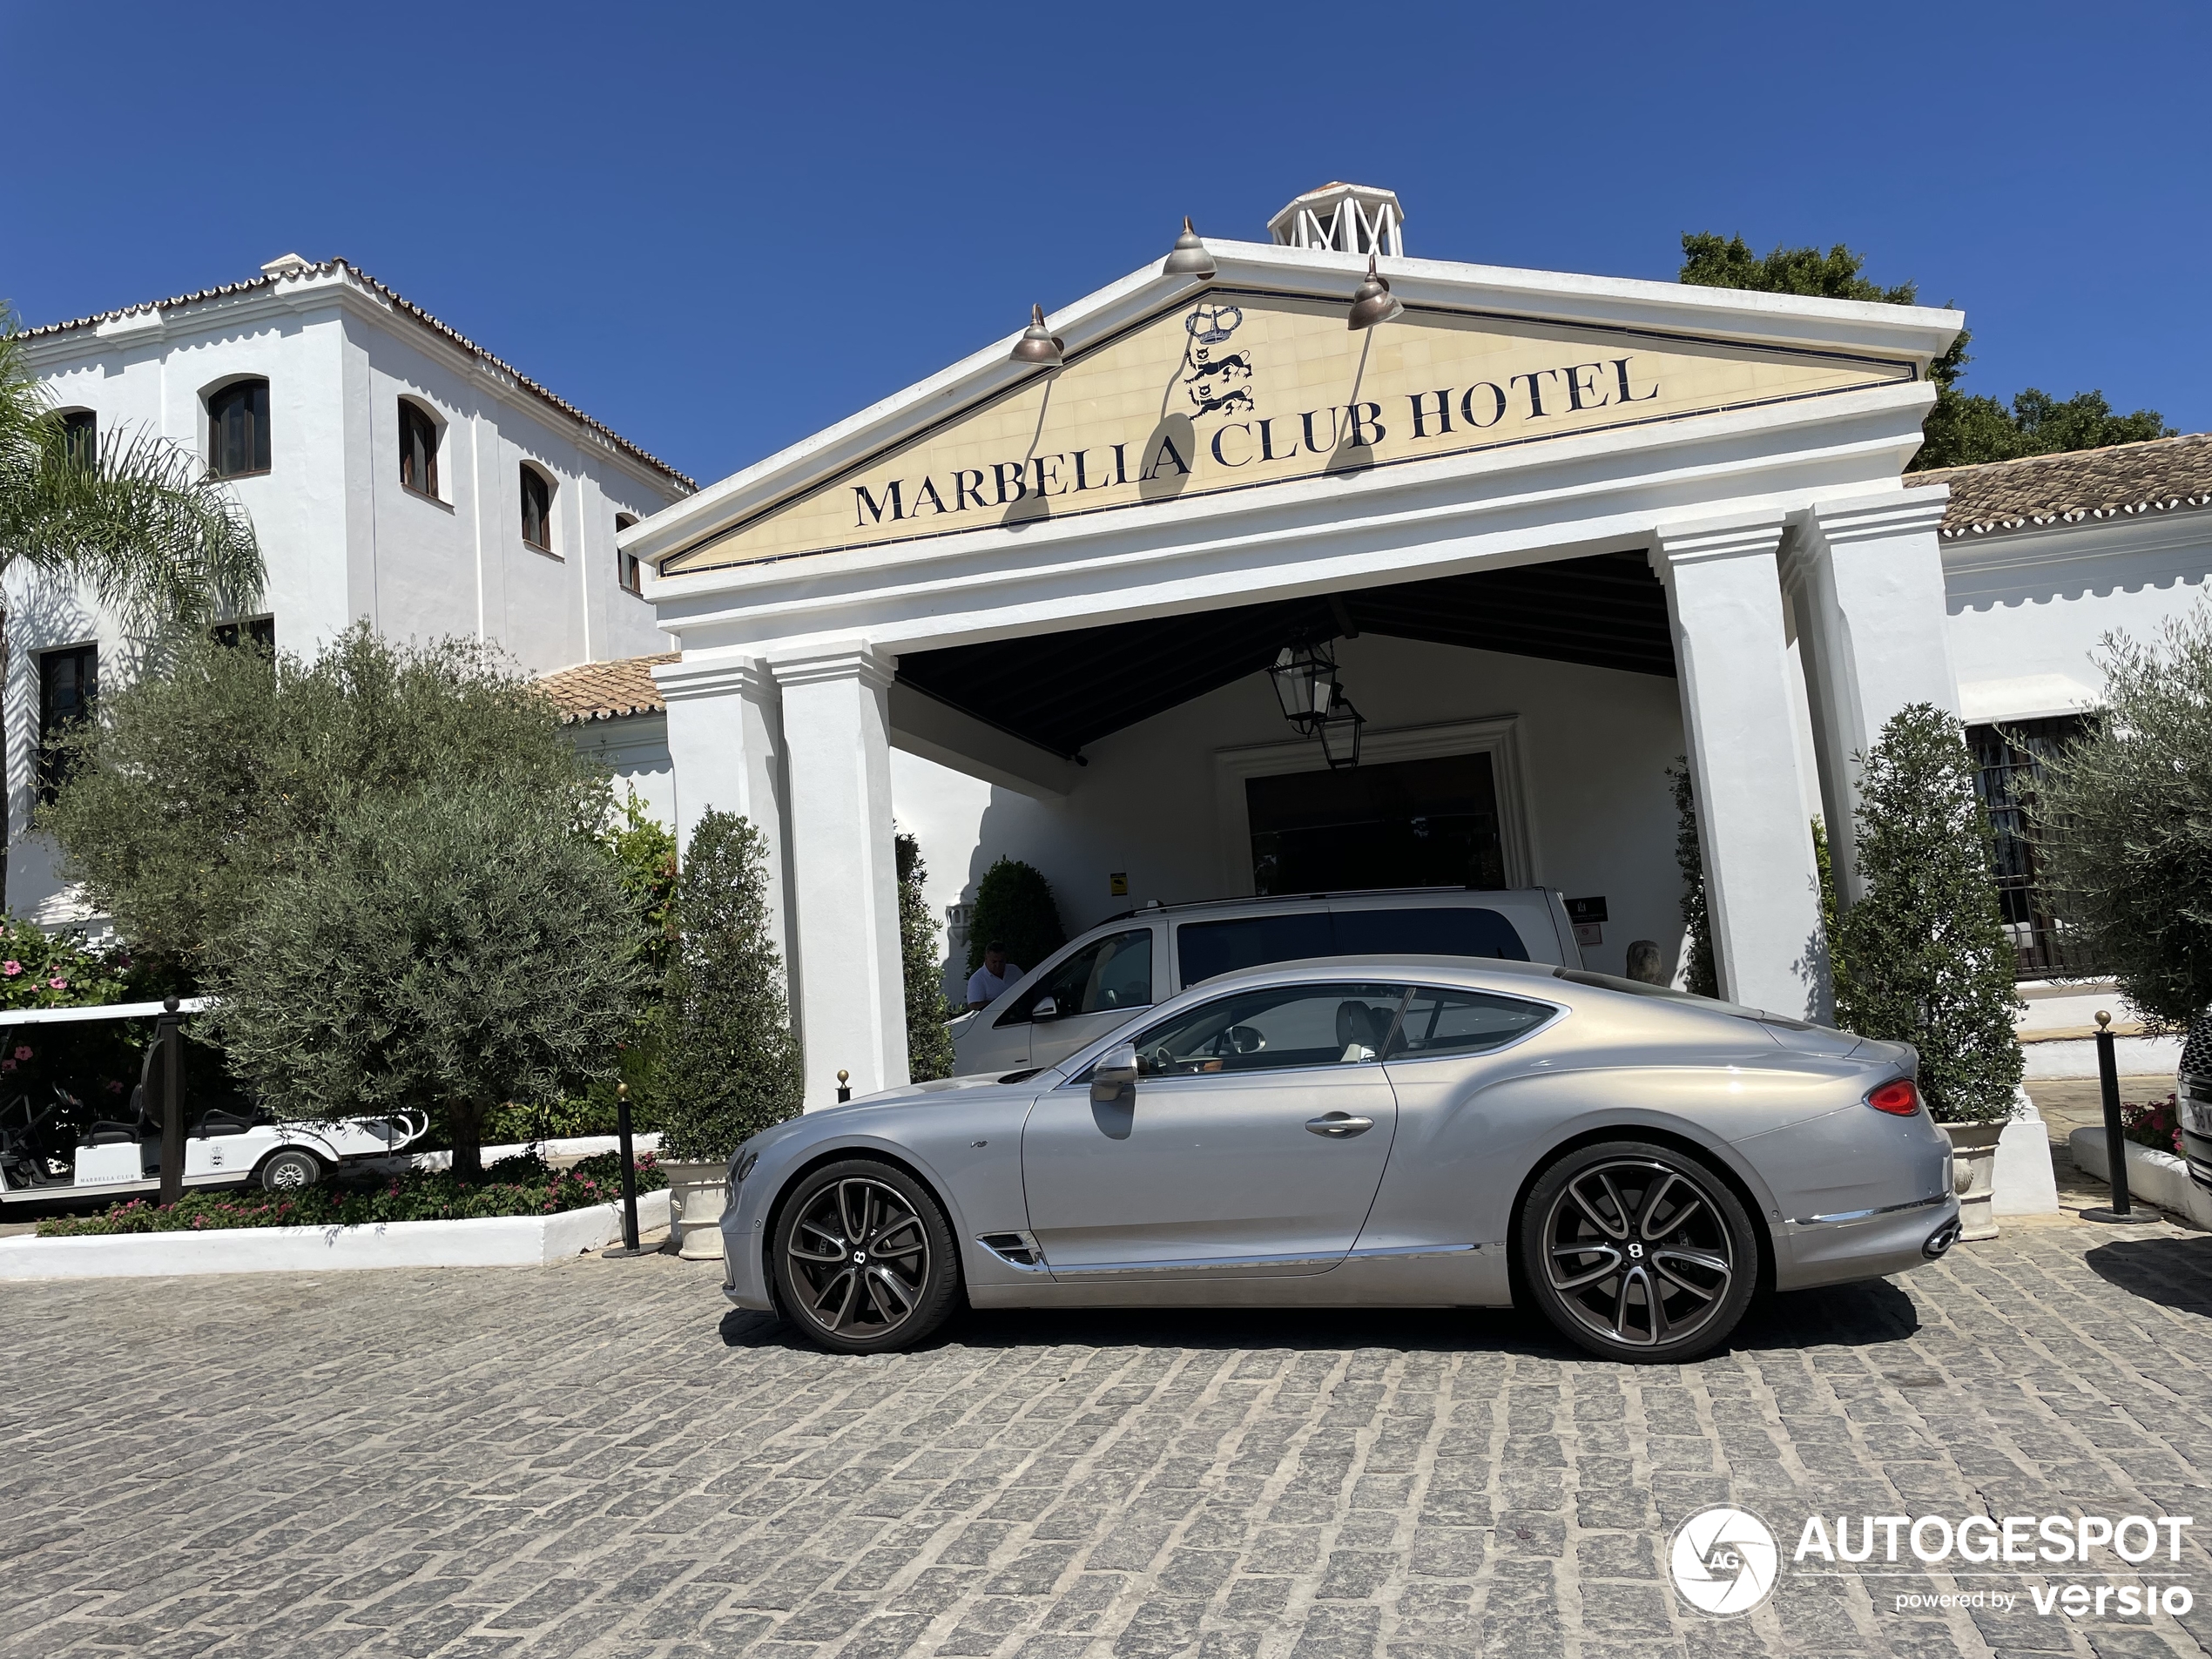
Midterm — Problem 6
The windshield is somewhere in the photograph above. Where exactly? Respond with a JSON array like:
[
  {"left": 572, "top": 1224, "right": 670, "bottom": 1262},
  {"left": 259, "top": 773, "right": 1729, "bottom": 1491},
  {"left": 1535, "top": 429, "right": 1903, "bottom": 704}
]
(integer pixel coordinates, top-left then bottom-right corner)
[{"left": 1551, "top": 968, "right": 1822, "bottom": 1031}]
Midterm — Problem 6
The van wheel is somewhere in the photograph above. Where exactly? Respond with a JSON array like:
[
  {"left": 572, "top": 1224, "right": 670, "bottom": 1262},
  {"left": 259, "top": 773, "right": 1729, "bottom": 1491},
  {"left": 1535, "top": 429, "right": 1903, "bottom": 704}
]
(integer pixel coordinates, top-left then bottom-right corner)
[
  {"left": 772, "top": 1160, "right": 959, "bottom": 1354},
  {"left": 1520, "top": 1140, "right": 1757, "bottom": 1363},
  {"left": 258, "top": 1149, "right": 324, "bottom": 1191}
]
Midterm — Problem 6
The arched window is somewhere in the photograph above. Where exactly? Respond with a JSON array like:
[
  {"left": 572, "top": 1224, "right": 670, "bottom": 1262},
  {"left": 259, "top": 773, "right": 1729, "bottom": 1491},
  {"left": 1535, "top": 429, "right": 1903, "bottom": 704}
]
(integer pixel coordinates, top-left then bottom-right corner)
[
  {"left": 207, "top": 379, "right": 271, "bottom": 478},
  {"left": 520, "top": 464, "right": 555, "bottom": 552},
  {"left": 615, "top": 513, "right": 643, "bottom": 595},
  {"left": 59, "top": 410, "right": 97, "bottom": 469},
  {"left": 398, "top": 400, "right": 440, "bottom": 498}
]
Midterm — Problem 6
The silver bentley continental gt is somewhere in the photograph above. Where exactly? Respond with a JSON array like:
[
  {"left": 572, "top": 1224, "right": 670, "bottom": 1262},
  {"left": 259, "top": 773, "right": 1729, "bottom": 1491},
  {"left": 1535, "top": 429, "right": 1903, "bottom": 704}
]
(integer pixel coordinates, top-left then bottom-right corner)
[{"left": 718, "top": 958, "right": 1961, "bottom": 1363}]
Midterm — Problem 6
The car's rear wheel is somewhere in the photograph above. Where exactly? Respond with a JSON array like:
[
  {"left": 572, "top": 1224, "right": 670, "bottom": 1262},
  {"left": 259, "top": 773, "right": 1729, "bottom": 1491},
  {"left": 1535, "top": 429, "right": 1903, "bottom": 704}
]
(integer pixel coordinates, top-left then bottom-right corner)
[
  {"left": 772, "top": 1160, "right": 959, "bottom": 1354},
  {"left": 1520, "top": 1140, "right": 1757, "bottom": 1363},
  {"left": 258, "top": 1148, "right": 324, "bottom": 1192}
]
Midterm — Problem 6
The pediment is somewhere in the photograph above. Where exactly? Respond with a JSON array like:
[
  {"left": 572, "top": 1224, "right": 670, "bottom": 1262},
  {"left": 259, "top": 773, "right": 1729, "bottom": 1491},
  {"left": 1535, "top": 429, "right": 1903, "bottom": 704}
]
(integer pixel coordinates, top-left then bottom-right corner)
[{"left": 662, "top": 286, "right": 1916, "bottom": 577}]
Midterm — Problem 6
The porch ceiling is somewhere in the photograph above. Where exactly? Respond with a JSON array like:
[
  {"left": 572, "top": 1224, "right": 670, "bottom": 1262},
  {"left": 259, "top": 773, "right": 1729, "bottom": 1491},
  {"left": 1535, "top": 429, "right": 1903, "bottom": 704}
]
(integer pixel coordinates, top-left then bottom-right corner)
[{"left": 894, "top": 550, "right": 1673, "bottom": 759}]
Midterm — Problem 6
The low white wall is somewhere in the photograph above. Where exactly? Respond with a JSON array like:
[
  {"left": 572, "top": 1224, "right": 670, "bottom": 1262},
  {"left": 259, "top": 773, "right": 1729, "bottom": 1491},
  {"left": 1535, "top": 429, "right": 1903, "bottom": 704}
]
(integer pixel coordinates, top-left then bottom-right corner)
[
  {"left": 404, "top": 1131, "right": 664, "bottom": 1172},
  {"left": 1994, "top": 1090, "right": 2060, "bottom": 1217},
  {"left": 2022, "top": 1035, "right": 2181, "bottom": 1080},
  {"left": 0, "top": 1189, "right": 671, "bottom": 1280},
  {"left": 2069, "top": 1127, "right": 2212, "bottom": 1228}
]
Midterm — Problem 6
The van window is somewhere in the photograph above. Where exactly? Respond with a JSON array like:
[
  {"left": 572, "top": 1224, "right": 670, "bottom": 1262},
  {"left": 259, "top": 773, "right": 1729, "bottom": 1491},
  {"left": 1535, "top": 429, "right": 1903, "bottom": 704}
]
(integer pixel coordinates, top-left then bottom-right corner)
[
  {"left": 1177, "top": 905, "right": 1527, "bottom": 987},
  {"left": 1332, "top": 907, "right": 1527, "bottom": 961},
  {"left": 1001, "top": 928, "right": 1153, "bottom": 1025},
  {"left": 1177, "top": 912, "right": 1333, "bottom": 986}
]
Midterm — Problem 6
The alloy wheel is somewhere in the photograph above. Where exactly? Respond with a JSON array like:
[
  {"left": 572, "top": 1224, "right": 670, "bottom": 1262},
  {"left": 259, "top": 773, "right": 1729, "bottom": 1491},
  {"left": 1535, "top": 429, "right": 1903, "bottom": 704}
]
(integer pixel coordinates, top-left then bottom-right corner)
[
  {"left": 1540, "top": 1157, "right": 1736, "bottom": 1349},
  {"left": 783, "top": 1177, "right": 933, "bottom": 1339}
]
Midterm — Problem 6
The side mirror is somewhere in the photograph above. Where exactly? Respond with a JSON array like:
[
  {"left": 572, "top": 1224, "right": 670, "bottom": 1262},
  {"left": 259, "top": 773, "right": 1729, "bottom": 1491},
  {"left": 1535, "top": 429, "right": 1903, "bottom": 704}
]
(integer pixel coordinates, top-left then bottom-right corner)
[
  {"left": 1224, "top": 1024, "right": 1265, "bottom": 1055},
  {"left": 1031, "top": 996, "right": 1058, "bottom": 1021},
  {"left": 1090, "top": 1042, "right": 1137, "bottom": 1106}
]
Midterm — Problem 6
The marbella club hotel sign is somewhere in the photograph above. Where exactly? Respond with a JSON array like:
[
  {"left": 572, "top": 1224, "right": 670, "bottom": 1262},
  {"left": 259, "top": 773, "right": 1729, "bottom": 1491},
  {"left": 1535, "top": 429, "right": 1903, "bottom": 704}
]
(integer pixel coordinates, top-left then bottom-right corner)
[{"left": 659, "top": 287, "right": 1918, "bottom": 577}]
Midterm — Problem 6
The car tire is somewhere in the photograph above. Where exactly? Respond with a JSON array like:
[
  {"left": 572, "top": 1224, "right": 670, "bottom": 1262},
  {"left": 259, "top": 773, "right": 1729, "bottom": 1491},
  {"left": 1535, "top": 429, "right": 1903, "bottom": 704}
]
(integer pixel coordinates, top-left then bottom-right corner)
[
  {"left": 1519, "top": 1139, "right": 1759, "bottom": 1364},
  {"left": 258, "top": 1148, "right": 325, "bottom": 1192},
  {"left": 772, "top": 1159, "right": 960, "bottom": 1354}
]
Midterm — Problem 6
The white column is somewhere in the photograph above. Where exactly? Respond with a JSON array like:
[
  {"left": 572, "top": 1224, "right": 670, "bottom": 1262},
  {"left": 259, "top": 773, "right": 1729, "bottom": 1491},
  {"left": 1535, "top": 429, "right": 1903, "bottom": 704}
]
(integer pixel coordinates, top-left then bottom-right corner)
[
  {"left": 1784, "top": 490, "right": 1959, "bottom": 903},
  {"left": 772, "top": 645, "right": 908, "bottom": 1110},
  {"left": 1652, "top": 515, "right": 1830, "bottom": 1018},
  {"left": 653, "top": 655, "right": 792, "bottom": 979}
]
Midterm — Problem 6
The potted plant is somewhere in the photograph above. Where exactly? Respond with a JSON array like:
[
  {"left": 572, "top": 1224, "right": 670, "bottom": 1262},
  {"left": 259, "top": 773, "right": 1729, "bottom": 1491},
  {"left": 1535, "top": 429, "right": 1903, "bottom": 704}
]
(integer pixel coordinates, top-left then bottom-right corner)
[
  {"left": 1835, "top": 705, "right": 2027, "bottom": 1240},
  {"left": 654, "top": 811, "right": 804, "bottom": 1260}
]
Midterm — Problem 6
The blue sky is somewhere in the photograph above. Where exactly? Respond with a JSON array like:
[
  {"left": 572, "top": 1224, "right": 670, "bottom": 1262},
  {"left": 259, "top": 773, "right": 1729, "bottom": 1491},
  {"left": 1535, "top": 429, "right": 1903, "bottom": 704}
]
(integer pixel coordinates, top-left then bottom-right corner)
[{"left": 9, "top": 1, "right": 2206, "bottom": 487}]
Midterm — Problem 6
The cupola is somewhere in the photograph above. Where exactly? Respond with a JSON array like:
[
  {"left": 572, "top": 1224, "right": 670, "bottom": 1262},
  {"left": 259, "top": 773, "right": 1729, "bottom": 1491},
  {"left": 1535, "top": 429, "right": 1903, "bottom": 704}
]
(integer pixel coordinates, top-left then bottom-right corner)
[{"left": 1267, "top": 184, "right": 1405, "bottom": 257}]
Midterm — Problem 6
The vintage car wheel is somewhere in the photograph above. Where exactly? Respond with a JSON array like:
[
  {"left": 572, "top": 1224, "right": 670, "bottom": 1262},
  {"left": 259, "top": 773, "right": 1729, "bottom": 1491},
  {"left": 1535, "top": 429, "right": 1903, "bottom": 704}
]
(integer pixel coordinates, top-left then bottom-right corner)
[
  {"left": 258, "top": 1148, "right": 325, "bottom": 1192},
  {"left": 772, "top": 1160, "right": 959, "bottom": 1354},
  {"left": 1520, "top": 1140, "right": 1758, "bottom": 1363}
]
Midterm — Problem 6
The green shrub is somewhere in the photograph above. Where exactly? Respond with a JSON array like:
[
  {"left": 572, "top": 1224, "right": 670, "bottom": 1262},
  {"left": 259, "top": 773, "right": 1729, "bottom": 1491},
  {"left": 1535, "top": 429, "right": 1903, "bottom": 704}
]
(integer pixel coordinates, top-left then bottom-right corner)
[
  {"left": 1833, "top": 705, "right": 2023, "bottom": 1123},
  {"left": 654, "top": 811, "right": 803, "bottom": 1160},
  {"left": 2033, "top": 606, "right": 2212, "bottom": 1041},
  {"left": 1667, "top": 760, "right": 1717, "bottom": 998},
  {"left": 964, "top": 856, "right": 1064, "bottom": 979},
  {"left": 205, "top": 784, "right": 648, "bottom": 1176},
  {"left": 36, "top": 1149, "right": 666, "bottom": 1235},
  {"left": 899, "top": 833, "right": 955, "bottom": 1082}
]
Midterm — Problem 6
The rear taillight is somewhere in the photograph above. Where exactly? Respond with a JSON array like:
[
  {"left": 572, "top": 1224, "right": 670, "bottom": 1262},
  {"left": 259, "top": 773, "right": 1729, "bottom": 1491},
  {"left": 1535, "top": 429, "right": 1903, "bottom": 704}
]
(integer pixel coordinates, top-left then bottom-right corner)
[{"left": 1867, "top": 1079, "right": 1921, "bottom": 1116}]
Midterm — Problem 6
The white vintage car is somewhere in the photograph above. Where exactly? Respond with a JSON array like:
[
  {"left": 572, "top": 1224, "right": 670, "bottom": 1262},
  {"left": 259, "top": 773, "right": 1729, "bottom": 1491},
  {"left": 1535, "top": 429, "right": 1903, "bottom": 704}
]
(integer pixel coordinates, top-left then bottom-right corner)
[{"left": 0, "top": 999, "right": 427, "bottom": 1204}]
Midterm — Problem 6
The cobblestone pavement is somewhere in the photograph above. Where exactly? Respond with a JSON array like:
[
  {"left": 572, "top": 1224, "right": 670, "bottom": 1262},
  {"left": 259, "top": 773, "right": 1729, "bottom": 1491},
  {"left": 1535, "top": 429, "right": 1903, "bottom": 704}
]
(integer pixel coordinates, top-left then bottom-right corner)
[{"left": 6, "top": 1220, "right": 2212, "bottom": 1659}]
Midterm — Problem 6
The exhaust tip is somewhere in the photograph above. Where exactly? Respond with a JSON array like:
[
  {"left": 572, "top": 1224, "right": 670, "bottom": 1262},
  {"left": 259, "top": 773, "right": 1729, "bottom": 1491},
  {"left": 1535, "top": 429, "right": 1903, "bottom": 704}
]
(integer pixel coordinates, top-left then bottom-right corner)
[{"left": 1923, "top": 1219, "right": 1962, "bottom": 1259}]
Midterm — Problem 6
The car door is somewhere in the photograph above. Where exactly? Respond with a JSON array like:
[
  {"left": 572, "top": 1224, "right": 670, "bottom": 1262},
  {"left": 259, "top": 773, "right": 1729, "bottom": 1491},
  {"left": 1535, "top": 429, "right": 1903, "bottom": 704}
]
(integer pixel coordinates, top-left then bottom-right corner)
[
  {"left": 1000, "top": 927, "right": 1159, "bottom": 1070},
  {"left": 1021, "top": 979, "right": 1407, "bottom": 1280}
]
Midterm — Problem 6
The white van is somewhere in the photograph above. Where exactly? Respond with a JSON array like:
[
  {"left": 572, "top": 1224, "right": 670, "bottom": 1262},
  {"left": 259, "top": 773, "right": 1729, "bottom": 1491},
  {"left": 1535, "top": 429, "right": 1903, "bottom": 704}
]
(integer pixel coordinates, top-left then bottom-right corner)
[{"left": 949, "top": 887, "right": 1583, "bottom": 1077}]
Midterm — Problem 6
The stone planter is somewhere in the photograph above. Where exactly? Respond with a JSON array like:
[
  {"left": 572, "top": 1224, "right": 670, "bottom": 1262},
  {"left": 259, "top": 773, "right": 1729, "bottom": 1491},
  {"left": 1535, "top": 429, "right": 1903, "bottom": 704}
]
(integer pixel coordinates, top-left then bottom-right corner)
[
  {"left": 662, "top": 1160, "right": 731, "bottom": 1261},
  {"left": 1940, "top": 1122, "right": 2006, "bottom": 1242}
]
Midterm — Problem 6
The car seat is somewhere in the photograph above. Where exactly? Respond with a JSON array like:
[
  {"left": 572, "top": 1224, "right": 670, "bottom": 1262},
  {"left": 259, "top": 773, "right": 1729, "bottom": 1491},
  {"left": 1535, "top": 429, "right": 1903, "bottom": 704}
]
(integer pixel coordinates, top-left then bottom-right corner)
[{"left": 1335, "top": 1001, "right": 1393, "bottom": 1056}]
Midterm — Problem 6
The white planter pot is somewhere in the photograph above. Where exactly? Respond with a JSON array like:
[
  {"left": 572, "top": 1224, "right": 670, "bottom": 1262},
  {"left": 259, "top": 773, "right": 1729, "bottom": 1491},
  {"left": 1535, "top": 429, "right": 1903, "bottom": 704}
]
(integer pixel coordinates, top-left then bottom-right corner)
[
  {"left": 663, "top": 1160, "right": 730, "bottom": 1260},
  {"left": 1941, "top": 1122, "right": 2006, "bottom": 1241}
]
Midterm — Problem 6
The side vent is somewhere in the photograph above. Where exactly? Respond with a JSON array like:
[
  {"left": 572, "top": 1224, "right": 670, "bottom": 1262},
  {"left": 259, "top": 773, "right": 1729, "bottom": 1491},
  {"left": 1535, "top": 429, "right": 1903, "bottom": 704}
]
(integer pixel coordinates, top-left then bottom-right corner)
[{"left": 978, "top": 1231, "right": 1048, "bottom": 1270}]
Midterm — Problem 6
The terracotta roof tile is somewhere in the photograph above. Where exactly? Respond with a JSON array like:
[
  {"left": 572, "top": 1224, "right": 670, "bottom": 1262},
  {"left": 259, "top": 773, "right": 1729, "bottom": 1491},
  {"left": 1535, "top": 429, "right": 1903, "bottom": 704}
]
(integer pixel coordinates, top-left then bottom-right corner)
[
  {"left": 1908, "top": 431, "right": 2212, "bottom": 539},
  {"left": 538, "top": 653, "right": 677, "bottom": 724},
  {"left": 22, "top": 260, "right": 696, "bottom": 491}
]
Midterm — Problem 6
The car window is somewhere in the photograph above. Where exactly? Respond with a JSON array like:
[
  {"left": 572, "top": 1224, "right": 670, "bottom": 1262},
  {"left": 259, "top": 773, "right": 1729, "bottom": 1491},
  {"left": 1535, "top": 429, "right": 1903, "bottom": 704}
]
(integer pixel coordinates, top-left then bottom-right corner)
[
  {"left": 1387, "top": 986, "right": 1556, "bottom": 1059},
  {"left": 1130, "top": 981, "right": 1408, "bottom": 1077},
  {"left": 1331, "top": 906, "right": 1529, "bottom": 961},
  {"left": 1177, "top": 912, "right": 1332, "bottom": 986},
  {"left": 1002, "top": 928, "right": 1153, "bottom": 1025}
]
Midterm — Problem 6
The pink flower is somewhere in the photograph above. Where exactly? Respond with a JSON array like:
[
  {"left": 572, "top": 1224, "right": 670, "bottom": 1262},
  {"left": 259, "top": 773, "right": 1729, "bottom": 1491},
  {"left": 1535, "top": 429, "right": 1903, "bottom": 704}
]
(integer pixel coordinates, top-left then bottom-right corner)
[
  {"left": 13, "top": 1047, "right": 30, "bottom": 1062},
  {"left": 2, "top": 961, "right": 18, "bottom": 976},
  {"left": 47, "top": 977, "right": 65, "bottom": 990}
]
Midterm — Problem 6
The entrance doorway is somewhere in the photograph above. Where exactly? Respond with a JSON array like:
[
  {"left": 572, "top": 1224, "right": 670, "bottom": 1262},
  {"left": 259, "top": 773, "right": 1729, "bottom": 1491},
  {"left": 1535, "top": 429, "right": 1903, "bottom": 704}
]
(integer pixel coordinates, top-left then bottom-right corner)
[{"left": 1246, "top": 752, "right": 1506, "bottom": 894}]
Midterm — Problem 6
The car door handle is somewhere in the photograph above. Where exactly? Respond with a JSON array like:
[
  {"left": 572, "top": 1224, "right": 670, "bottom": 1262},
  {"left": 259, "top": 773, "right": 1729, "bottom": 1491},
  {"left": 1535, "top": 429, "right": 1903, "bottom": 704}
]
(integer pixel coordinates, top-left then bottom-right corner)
[{"left": 1306, "top": 1113, "right": 1373, "bottom": 1137}]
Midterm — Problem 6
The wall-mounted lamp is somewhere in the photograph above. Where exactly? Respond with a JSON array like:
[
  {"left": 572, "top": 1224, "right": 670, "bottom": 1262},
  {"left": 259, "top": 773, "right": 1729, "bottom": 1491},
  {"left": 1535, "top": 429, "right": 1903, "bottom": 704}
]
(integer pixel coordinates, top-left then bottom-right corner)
[
  {"left": 1009, "top": 303, "right": 1065, "bottom": 367},
  {"left": 1163, "top": 216, "right": 1217, "bottom": 280},
  {"left": 1345, "top": 253, "right": 1403, "bottom": 331}
]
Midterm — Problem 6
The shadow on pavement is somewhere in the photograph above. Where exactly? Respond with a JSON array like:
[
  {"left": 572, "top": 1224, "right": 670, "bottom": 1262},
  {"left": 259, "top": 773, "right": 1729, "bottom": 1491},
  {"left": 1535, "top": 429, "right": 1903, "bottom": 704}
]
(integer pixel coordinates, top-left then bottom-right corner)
[
  {"left": 718, "top": 1274, "right": 1923, "bottom": 1359},
  {"left": 2084, "top": 1233, "right": 2212, "bottom": 1315}
]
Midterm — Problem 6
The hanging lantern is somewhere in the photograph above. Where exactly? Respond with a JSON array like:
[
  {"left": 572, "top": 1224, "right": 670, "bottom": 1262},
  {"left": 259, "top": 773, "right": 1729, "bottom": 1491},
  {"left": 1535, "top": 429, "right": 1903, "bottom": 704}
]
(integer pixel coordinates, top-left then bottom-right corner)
[
  {"left": 1268, "top": 641, "right": 1338, "bottom": 729},
  {"left": 1316, "top": 694, "right": 1365, "bottom": 768}
]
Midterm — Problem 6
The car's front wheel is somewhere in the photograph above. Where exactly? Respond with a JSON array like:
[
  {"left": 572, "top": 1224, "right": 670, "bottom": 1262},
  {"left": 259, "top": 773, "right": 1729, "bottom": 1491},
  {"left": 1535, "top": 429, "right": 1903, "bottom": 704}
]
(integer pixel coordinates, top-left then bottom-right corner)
[
  {"left": 1520, "top": 1140, "right": 1758, "bottom": 1363},
  {"left": 257, "top": 1148, "right": 325, "bottom": 1192},
  {"left": 772, "top": 1160, "right": 959, "bottom": 1353}
]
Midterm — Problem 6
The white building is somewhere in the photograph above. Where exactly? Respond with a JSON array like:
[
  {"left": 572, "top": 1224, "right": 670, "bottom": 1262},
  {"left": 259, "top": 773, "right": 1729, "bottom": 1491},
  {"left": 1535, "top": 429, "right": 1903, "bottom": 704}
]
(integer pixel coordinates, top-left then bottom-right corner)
[
  {"left": 539, "top": 186, "right": 2208, "bottom": 1104},
  {"left": 13, "top": 253, "right": 694, "bottom": 921}
]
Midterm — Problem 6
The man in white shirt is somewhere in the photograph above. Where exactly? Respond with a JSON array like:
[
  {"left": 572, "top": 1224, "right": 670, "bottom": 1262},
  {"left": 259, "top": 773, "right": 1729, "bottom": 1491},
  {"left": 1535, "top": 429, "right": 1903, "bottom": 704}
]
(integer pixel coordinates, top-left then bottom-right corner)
[{"left": 966, "top": 941, "right": 1022, "bottom": 1011}]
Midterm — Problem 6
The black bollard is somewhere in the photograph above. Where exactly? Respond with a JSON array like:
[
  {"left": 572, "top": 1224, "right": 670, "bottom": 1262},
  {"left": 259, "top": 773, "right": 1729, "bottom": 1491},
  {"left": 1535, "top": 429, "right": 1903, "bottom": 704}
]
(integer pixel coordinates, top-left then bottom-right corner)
[
  {"left": 2082, "top": 1009, "right": 2141, "bottom": 1224},
  {"left": 157, "top": 995, "right": 184, "bottom": 1205},
  {"left": 603, "top": 1082, "right": 645, "bottom": 1258}
]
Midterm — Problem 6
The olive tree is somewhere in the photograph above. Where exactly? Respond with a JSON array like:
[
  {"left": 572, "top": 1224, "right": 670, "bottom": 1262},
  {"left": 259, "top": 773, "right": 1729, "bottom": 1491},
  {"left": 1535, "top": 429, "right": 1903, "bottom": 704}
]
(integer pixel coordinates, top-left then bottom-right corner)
[
  {"left": 38, "top": 624, "right": 604, "bottom": 980},
  {"left": 2033, "top": 607, "right": 2212, "bottom": 1069},
  {"left": 206, "top": 785, "right": 647, "bottom": 1177}
]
